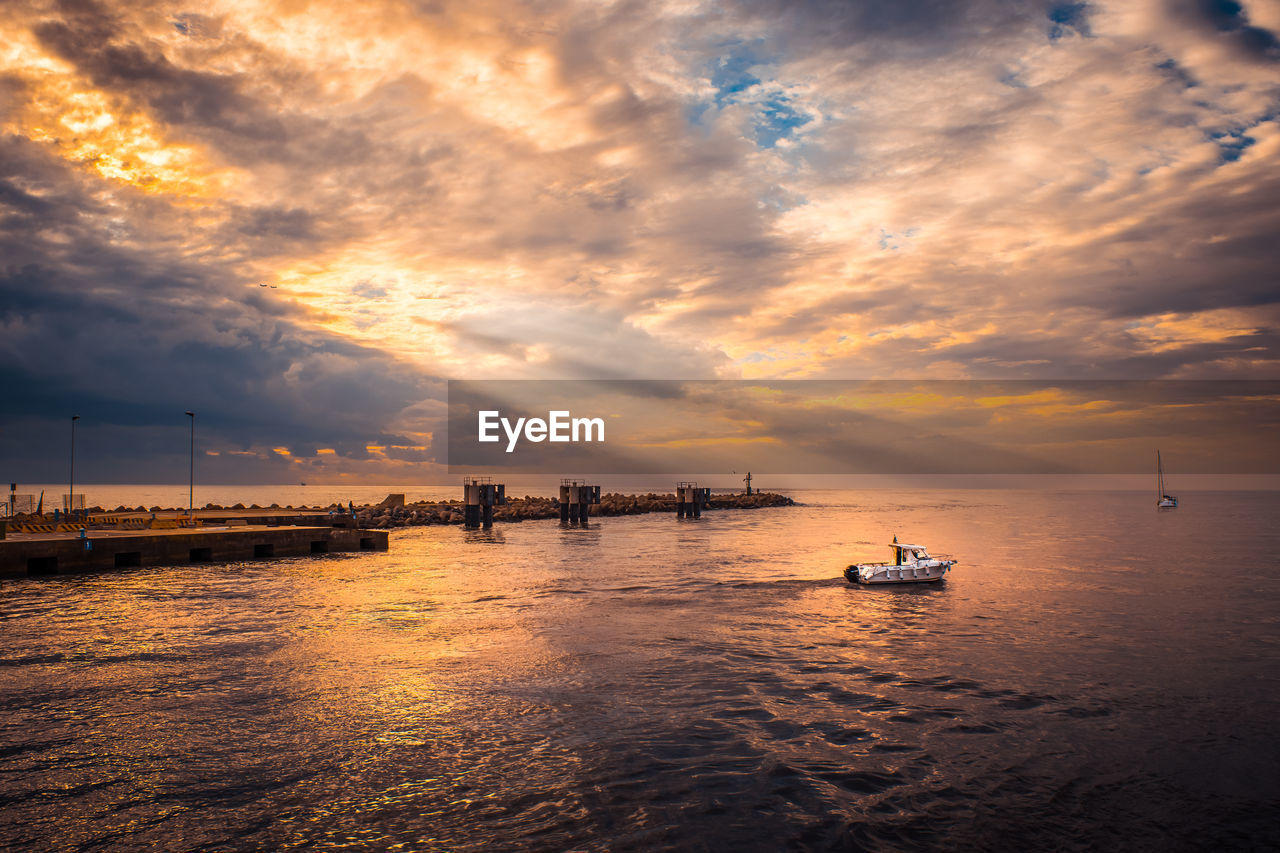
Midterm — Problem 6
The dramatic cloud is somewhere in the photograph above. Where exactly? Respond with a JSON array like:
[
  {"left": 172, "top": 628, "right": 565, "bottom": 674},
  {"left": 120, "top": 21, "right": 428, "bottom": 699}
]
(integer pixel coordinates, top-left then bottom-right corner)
[
  {"left": 446, "top": 380, "right": 1280, "bottom": 474},
  {"left": 1, "top": 0, "right": 1276, "bottom": 482}
]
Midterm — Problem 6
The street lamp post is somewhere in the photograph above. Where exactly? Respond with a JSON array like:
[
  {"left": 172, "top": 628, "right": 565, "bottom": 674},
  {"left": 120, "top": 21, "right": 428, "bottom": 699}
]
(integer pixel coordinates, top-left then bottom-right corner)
[
  {"left": 70, "top": 415, "right": 80, "bottom": 520},
  {"left": 185, "top": 411, "right": 195, "bottom": 516}
]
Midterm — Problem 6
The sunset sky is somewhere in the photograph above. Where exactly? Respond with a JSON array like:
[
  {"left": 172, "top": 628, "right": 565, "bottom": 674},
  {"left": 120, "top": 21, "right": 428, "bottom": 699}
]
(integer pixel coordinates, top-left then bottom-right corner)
[{"left": 2, "top": 0, "right": 1278, "bottom": 483}]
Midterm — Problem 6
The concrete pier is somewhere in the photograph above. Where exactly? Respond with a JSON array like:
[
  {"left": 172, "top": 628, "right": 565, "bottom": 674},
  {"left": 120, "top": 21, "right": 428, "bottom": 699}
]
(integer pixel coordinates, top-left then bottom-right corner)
[
  {"left": 558, "top": 480, "right": 601, "bottom": 524},
  {"left": 463, "top": 477, "right": 506, "bottom": 528},
  {"left": 676, "top": 482, "right": 711, "bottom": 518},
  {"left": 0, "top": 525, "right": 388, "bottom": 579}
]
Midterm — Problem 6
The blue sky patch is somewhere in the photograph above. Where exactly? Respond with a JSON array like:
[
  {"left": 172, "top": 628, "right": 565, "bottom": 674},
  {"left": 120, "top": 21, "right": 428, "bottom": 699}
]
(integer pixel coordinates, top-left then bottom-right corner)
[
  {"left": 754, "top": 95, "right": 811, "bottom": 148},
  {"left": 1000, "top": 68, "right": 1028, "bottom": 89},
  {"left": 879, "top": 228, "right": 920, "bottom": 251},
  {"left": 1207, "top": 0, "right": 1245, "bottom": 30},
  {"left": 685, "top": 101, "right": 711, "bottom": 128},
  {"left": 1049, "top": 3, "right": 1091, "bottom": 40},
  {"left": 697, "top": 43, "right": 813, "bottom": 149},
  {"left": 710, "top": 48, "right": 764, "bottom": 107},
  {"left": 1154, "top": 58, "right": 1198, "bottom": 89},
  {"left": 1210, "top": 129, "right": 1257, "bottom": 162}
]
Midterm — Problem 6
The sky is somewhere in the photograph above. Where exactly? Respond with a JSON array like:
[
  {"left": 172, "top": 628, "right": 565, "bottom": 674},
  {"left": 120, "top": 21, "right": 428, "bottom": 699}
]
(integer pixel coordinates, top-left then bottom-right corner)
[
  {"left": 445, "top": 380, "right": 1280, "bottom": 475},
  {"left": 1, "top": 0, "right": 1278, "bottom": 484}
]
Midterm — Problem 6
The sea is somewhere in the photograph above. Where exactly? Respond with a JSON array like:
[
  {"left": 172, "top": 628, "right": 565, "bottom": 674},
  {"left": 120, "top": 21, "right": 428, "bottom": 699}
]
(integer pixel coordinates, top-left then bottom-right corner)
[{"left": 2, "top": 487, "right": 1278, "bottom": 850}]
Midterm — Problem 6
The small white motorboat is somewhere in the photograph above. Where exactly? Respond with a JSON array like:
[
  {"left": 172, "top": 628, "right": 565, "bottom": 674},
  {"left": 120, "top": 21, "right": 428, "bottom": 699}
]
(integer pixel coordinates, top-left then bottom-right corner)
[{"left": 845, "top": 538, "right": 956, "bottom": 585}]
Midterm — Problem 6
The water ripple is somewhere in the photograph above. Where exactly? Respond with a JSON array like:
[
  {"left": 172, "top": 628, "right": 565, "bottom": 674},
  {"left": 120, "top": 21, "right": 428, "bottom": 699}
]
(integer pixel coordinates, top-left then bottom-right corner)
[{"left": 2, "top": 490, "right": 1277, "bottom": 850}]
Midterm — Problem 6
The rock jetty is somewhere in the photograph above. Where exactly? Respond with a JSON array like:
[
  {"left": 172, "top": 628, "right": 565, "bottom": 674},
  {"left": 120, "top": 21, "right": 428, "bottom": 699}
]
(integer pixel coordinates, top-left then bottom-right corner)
[
  {"left": 58, "top": 492, "right": 794, "bottom": 531},
  {"left": 353, "top": 491, "right": 795, "bottom": 529}
]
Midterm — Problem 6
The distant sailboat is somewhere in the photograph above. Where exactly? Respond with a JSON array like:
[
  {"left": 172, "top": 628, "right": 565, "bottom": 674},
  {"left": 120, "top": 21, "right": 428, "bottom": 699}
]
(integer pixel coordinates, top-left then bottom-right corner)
[{"left": 1156, "top": 451, "right": 1177, "bottom": 508}]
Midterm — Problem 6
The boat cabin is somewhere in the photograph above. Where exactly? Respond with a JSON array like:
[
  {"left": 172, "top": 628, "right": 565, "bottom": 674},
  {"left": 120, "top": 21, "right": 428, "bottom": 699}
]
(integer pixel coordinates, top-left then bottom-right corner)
[{"left": 891, "top": 543, "right": 929, "bottom": 565}]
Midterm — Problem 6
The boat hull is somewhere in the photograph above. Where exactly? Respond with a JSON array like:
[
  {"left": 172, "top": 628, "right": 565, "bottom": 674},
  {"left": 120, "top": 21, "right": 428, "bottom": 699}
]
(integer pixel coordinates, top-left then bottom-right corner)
[{"left": 844, "top": 563, "right": 953, "bottom": 585}]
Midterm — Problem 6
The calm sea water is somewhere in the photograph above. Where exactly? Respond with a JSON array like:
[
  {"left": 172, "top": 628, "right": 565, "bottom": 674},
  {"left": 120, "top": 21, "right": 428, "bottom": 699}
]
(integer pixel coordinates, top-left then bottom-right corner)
[{"left": 2, "top": 490, "right": 1278, "bottom": 850}]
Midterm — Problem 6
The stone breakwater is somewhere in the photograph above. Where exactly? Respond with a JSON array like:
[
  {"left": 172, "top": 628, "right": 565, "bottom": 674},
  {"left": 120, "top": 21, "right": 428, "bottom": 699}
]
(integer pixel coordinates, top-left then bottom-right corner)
[
  {"left": 358, "top": 492, "right": 795, "bottom": 529},
  {"left": 64, "top": 492, "right": 795, "bottom": 530}
]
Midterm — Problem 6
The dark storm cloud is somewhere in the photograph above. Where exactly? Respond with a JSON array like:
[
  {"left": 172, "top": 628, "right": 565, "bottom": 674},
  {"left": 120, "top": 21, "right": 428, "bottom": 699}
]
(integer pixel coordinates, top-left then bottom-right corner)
[
  {"left": 221, "top": 204, "right": 328, "bottom": 257},
  {"left": 729, "top": 0, "right": 1037, "bottom": 43},
  {"left": 1168, "top": 0, "right": 1280, "bottom": 60},
  {"left": 1038, "top": 156, "right": 1280, "bottom": 322},
  {"left": 30, "top": 0, "right": 388, "bottom": 176},
  {"left": 922, "top": 327, "right": 1279, "bottom": 379},
  {"left": 0, "top": 132, "right": 442, "bottom": 482},
  {"left": 34, "top": 1, "right": 286, "bottom": 143}
]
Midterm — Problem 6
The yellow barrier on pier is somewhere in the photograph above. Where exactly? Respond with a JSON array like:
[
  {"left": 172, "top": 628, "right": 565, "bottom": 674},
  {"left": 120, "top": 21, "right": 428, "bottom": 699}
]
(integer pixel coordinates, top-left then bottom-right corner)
[
  {"left": 8, "top": 522, "right": 86, "bottom": 534},
  {"left": 93, "top": 517, "right": 202, "bottom": 530},
  {"left": 18, "top": 523, "right": 56, "bottom": 534}
]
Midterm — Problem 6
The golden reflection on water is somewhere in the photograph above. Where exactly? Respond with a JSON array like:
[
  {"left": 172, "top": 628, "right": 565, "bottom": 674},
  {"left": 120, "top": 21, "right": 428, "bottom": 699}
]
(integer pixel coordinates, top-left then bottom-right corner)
[{"left": 1, "top": 491, "right": 1277, "bottom": 849}]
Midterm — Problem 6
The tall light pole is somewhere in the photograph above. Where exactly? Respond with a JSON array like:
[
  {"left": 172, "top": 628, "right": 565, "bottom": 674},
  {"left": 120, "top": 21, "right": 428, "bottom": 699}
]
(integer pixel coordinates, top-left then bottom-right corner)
[
  {"left": 185, "top": 411, "right": 195, "bottom": 516},
  {"left": 70, "top": 415, "right": 80, "bottom": 520}
]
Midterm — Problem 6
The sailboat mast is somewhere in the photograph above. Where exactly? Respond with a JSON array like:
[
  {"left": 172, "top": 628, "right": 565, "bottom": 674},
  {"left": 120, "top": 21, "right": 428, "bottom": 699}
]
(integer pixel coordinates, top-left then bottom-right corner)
[{"left": 1157, "top": 450, "right": 1163, "bottom": 497}]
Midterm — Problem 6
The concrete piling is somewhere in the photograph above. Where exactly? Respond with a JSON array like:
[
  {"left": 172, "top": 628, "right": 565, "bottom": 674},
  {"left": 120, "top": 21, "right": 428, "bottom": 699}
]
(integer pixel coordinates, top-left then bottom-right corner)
[
  {"left": 676, "top": 482, "right": 710, "bottom": 518},
  {"left": 463, "top": 477, "right": 506, "bottom": 528},
  {"left": 558, "top": 479, "right": 601, "bottom": 525}
]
